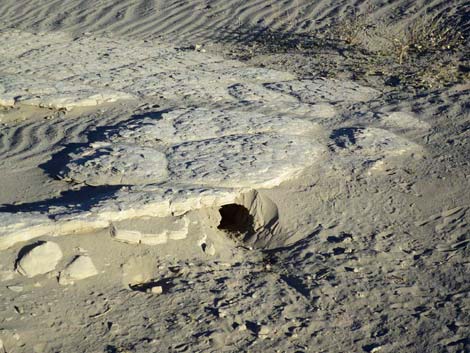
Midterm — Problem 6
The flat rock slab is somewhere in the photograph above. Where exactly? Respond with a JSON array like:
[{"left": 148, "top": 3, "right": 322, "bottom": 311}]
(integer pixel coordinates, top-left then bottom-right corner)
[
  {"left": 61, "top": 143, "right": 169, "bottom": 186},
  {"left": 0, "top": 186, "right": 236, "bottom": 250},
  {"left": 111, "top": 216, "right": 190, "bottom": 245},
  {"left": 59, "top": 107, "right": 325, "bottom": 188}
]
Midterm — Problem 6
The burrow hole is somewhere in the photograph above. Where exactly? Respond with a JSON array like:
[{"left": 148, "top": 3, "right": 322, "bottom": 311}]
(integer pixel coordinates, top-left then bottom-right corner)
[{"left": 217, "top": 204, "right": 255, "bottom": 239}]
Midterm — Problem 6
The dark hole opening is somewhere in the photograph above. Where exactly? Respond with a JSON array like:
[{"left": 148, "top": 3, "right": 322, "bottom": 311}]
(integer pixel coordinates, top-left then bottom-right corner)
[{"left": 218, "top": 204, "right": 255, "bottom": 238}]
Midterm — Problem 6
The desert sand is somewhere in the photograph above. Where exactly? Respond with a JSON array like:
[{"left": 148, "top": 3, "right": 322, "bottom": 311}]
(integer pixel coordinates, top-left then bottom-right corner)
[{"left": 0, "top": 1, "right": 469, "bottom": 352}]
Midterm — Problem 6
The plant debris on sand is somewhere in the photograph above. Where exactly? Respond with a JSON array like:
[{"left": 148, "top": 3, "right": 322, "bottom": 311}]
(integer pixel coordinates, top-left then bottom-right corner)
[{"left": 218, "top": 8, "right": 469, "bottom": 91}]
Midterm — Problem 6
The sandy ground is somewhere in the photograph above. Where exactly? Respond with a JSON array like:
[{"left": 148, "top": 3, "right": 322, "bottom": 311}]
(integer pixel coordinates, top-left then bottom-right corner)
[{"left": 0, "top": 1, "right": 469, "bottom": 352}]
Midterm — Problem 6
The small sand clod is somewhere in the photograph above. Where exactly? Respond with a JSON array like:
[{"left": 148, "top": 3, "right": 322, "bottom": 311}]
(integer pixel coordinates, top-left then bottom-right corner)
[{"left": 59, "top": 255, "right": 98, "bottom": 285}]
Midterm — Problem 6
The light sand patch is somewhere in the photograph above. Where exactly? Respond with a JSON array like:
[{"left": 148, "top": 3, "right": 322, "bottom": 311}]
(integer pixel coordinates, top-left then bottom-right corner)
[{"left": 381, "top": 111, "right": 431, "bottom": 130}]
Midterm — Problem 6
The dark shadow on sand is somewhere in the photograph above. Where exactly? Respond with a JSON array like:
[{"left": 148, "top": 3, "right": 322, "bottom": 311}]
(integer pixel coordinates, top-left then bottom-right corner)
[{"left": 0, "top": 109, "right": 172, "bottom": 214}]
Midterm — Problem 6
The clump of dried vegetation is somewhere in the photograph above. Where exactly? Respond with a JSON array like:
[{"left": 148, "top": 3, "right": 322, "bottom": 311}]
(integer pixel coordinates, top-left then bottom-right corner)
[
  {"left": 329, "top": 10, "right": 369, "bottom": 47},
  {"left": 221, "top": 5, "right": 467, "bottom": 90},
  {"left": 325, "top": 10, "right": 468, "bottom": 89},
  {"left": 374, "top": 13, "right": 465, "bottom": 64}
]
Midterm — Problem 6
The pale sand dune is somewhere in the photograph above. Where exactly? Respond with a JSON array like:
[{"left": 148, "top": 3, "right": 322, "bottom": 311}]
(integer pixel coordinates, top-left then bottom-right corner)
[
  {"left": 0, "top": 1, "right": 469, "bottom": 353},
  {"left": 0, "top": 0, "right": 466, "bottom": 44}
]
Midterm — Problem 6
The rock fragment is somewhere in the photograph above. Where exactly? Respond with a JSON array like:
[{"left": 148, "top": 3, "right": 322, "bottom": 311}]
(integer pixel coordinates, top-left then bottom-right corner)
[
  {"left": 7, "top": 285, "right": 23, "bottom": 292},
  {"left": 16, "top": 241, "right": 63, "bottom": 277},
  {"left": 58, "top": 255, "right": 98, "bottom": 285},
  {"left": 205, "top": 243, "right": 216, "bottom": 256},
  {"left": 258, "top": 325, "right": 271, "bottom": 337},
  {"left": 110, "top": 216, "right": 189, "bottom": 245},
  {"left": 149, "top": 285, "right": 163, "bottom": 294}
]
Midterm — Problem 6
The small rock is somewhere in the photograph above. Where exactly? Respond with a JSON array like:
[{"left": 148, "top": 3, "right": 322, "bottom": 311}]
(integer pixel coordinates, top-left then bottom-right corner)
[
  {"left": 58, "top": 255, "right": 98, "bottom": 285},
  {"left": 0, "top": 97, "right": 15, "bottom": 107},
  {"left": 16, "top": 242, "right": 63, "bottom": 278},
  {"left": 258, "top": 326, "right": 270, "bottom": 336},
  {"left": 205, "top": 243, "right": 216, "bottom": 256},
  {"left": 149, "top": 285, "right": 163, "bottom": 294},
  {"left": 238, "top": 324, "right": 247, "bottom": 332},
  {"left": 7, "top": 285, "right": 23, "bottom": 293},
  {"left": 217, "top": 308, "right": 228, "bottom": 318}
]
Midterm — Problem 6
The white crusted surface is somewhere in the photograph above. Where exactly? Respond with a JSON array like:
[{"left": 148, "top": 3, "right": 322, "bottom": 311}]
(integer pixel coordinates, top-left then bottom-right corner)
[
  {"left": 0, "top": 185, "right": 239, "bottom": 250},
  {"left": 0, "top": 213, "right": 58, "bottom": 250},
  {"left": 0, "top": 75, "right": 135, "bottom": 110},
  {"left": 266, "top": 79, "right": 380, "bottom": 104},
  {"left": 0, "top": 31, "right": 417, "bottom": 250},
  {"left": 60, "top": 142, "right": 169, "bottom": 186},
  {"left": 332, "top": 127, "right": 420, "bottom": 155},
  {"left": 330, "top": 127, "right": 423, "bottom": 173},
  {"left": 168, "top": 133, "right": 322, "bottom": 188},
  {"left": 85, "top": 185, "right": 240, "bottom": 222},
  {"left": 59, "top": 107, "right": 324, "bottom": 188},
  {"left": 381, "top": 112, "right": 430, "bottom": 130},
  {"left": 106, "top": 108, "right": 318, "bottom": 144},
  {"left": 0, "top": 31, "right": 296, "bottom": 108},
  {"left": 110, "top": 216, "right": 189, "bottom": 245}
]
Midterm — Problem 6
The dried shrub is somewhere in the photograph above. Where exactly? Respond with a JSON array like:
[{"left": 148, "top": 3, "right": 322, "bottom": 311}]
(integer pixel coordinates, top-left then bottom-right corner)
[
  {"left": 375, "top": 13, "right": 465, "bottom": 64},
  {"left": 326, "top": 10, "right": 369, "bottom": 46}
]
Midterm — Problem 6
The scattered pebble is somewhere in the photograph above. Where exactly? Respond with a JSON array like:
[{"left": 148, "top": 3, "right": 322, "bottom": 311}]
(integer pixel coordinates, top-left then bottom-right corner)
[{"left": 16, "top": 241, "right": 63, "bottom": 278}]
